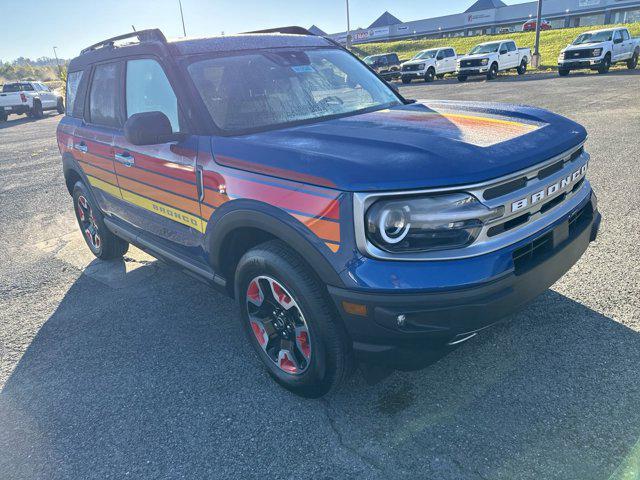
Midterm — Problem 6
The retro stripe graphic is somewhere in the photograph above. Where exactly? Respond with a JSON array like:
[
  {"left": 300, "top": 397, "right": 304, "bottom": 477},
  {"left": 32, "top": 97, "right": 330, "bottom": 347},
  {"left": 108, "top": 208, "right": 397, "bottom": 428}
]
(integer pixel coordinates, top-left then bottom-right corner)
[{"left": 58, "top": 133, "right": 341, "bottom": 252}]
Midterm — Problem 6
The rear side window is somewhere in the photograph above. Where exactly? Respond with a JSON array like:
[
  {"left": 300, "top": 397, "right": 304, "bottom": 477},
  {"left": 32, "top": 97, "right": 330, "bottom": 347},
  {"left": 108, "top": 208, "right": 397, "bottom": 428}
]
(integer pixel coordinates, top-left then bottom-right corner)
[
  {"left": 126, "top": 59, "right": 180, "bottom": 132},
  {"left": 66, "top": 71, "right": 83, "bottom": 116},
  {"left": 89, "top": 62, "right": 123, "bottom": 127}
]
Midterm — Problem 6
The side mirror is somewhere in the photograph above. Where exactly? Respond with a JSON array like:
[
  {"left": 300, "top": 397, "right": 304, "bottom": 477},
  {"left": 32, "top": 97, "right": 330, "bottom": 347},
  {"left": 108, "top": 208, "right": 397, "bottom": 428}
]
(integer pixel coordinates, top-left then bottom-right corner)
[
  {"left": 500, "top": 49, "right": 508, "bottom": 55},
  {"left": 124, "top": 111, "right": 184, "bottom": 146},
  {"left": 436, "top": 54, "right": 444, "bottom": 60},
  {"left": 614, "top": 38, "right": 623, "bottom": 44}
]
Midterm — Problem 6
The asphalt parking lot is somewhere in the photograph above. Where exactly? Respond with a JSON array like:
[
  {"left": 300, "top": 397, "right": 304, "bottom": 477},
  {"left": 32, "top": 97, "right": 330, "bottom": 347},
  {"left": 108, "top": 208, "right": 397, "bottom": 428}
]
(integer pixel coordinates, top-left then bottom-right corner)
[{"left": 1, "top": 70, "right": 639, "bottom": 480}]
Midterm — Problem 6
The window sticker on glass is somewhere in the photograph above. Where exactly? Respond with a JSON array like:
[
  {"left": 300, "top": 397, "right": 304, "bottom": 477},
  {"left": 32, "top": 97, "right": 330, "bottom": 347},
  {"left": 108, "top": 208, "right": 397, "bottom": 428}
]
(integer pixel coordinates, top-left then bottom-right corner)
[{"left": 291, "top": 65, "right": 315, "bottom": 74}]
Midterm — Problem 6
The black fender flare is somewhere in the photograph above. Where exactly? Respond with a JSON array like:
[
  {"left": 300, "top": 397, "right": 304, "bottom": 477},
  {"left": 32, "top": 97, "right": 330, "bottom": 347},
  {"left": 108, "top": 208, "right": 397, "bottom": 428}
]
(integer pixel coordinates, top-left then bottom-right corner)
[
  {"left": 62, "top": 152, "right": 89, "bottom": 194},
  {"left": 206, "top": 199, "right": 345, "bottom": 288}
]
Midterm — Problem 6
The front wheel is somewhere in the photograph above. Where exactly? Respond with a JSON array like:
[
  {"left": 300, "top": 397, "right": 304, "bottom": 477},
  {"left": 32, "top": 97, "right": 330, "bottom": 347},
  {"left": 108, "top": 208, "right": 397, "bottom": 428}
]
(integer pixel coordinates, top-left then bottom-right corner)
[
  {"left": 457, "top": 75, "right": 467, "bottom": 82},
  {"left": 0, "top": 112, "right": 7, "bottom": 122},
  {"left": 628, "top": 51, "right": 639, "bottom": 69},
  {"left": 486, "top": 63, "right": 498, "bottom": 80},
  {"left": 598, "top": 55, "right": 611, "bottom": 74},
  {"left": 235, "top": 240, "right": 353, "bottom": 398},
  {"left": 72, "top": 182, "right": 129, "bottom": 259},
  {"left": 517, "top": 60, "right": 527, "bottom": 75},
  {"left": 425, "top": 67, "right": 435, "bottom": 82},
  {"left": 558, "top": 68, "right": 570, "bottom": 77},
  {"left": 401, "top": 77, "right": 411, "bottom": 84}
]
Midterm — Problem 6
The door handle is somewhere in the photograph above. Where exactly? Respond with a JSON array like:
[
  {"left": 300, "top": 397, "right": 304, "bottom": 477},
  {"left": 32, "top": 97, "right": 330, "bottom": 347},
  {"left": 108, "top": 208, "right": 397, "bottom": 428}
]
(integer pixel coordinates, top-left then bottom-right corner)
[
  {"left": 74, "top": 142, "right": 88, "bottom": 153},
  {"left": 115, "top": 152, "right": 135, "bottom": 167}
]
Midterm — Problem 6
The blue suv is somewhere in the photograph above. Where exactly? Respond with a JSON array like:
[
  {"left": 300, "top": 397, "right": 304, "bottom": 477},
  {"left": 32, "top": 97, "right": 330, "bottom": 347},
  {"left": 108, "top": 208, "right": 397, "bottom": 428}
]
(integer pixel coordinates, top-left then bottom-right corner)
[{"left": 57, "top": 28, "right": 600, "bottom": 397}]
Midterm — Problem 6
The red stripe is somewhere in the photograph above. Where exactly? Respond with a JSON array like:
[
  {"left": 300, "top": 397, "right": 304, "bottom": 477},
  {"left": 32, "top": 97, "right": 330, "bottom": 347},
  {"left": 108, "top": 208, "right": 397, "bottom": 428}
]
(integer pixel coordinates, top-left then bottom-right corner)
[{"left": 115, "top": 163, "right": 198, "bottom": 199}]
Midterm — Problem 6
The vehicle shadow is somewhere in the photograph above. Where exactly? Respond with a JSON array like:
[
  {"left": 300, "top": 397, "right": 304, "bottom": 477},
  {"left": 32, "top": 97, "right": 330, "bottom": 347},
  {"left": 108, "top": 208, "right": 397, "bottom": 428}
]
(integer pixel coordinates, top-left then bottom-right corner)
[
  {"left": 0, "top": 111, "right": 60, "bottom": 130},
  {"left": 1, "top": 257, "right": 639, "bottom": 479}
]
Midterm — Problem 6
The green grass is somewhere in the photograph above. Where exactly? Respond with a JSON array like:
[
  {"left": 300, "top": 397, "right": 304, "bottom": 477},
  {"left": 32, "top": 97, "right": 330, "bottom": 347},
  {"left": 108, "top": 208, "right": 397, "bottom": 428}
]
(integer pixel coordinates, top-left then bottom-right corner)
[{"left": 357, "top": 22, "right": 640, "bottom": 71}]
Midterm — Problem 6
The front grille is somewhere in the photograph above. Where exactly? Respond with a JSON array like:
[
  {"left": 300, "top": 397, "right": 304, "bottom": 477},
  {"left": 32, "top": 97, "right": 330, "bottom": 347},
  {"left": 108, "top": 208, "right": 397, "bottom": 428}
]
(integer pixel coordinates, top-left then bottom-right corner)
[
  {"left": 565, "top": 49, "right": 595, "bottom": 59},
  {"left": 460, "top": 59, "right": 483, "bottom": 68},
  {"left": 402, "top": 64, "right": 421, "bottom": 72}
]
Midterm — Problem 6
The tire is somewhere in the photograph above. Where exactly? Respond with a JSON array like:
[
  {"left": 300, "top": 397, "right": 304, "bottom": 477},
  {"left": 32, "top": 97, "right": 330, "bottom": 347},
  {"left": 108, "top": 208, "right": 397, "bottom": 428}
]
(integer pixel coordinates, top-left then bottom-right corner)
[
  {"left": 628, "top": 50, "right": 639, "bottom": 69},
  {"left": 0, "top": 112, "right": 7, "bottom": 122},
  {"left": 235, "top": 240, "right": 353, "bottom": 398},
  {"left": 517, "top": 60, "right": 527, "bottom": 75},
  {"left": 425, "top": 67, "right": 435, "bottom": 82},
  {"left": 598, "top": 54, "right": 611, "bottom": 74},
  {"left": 457, "top": 75, "right": 467, "bottom": 82},
  {"left": 401, "top": 77, "right": 411, "bottom": 84},
  {"left": 56, "top": 98, "right": 64, "bottom": 114},
  {"left": 31, "top": 100, "right": 43, "bottom": 119},
  {"left": 72, "top": 181, "right": 129, "bottom": 260},
  {"left": 436, "top": 74, "right": 445, "bottom": 79},
  {"left": 486, "top": 63, "right": 498, "bottom": 80},
  {"left": 558, "top": 69, "right": 570, "bottom": 77}
]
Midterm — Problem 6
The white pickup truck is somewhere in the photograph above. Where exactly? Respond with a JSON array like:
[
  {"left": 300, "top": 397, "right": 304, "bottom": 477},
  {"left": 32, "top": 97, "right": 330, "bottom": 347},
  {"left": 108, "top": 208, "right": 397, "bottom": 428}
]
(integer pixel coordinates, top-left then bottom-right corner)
[
  {"left": 558, "top": 27, "right": 640, "bottom": 76},
  {"left": 400, "top": 47, "right": 458, "bottom": 83},
  {"left": 456, "top": 40, "right": 531, "bottom": 81},
  {"left": 0, "top": 81, "right": 64, "bottom": 122}
]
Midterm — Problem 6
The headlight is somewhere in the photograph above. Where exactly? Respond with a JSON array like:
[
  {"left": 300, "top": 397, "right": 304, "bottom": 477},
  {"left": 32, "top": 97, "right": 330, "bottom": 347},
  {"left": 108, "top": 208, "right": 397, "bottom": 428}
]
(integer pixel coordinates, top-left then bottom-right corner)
[
  {"left": 481, "top": 58, "right": 489, "bottom": 66},
  {"left": 592, "top": 48, "right": 602, "bottom": 57},
  {"left": 365, "top": 193, "right": 503, "bottom": 253},
  {"left": 559, "top": 52, "right": 565, "bottom": 60},
  {"left": 417, "top": 63, "right": 425, "bottom": 69}
]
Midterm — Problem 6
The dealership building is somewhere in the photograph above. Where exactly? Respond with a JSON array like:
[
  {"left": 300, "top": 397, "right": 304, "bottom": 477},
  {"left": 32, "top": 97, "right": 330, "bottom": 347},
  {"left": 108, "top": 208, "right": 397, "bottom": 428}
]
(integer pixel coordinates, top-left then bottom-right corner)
[{"left": 326, "top": 0, "right": 640, "bottom": 44}]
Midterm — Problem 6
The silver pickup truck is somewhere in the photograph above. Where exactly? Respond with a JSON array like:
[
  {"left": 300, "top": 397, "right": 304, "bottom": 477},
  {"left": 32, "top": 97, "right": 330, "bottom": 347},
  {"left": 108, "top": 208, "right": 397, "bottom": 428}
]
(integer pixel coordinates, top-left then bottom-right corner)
[{"left": 0, "top": 81, "right": 64, "bottom": 121}]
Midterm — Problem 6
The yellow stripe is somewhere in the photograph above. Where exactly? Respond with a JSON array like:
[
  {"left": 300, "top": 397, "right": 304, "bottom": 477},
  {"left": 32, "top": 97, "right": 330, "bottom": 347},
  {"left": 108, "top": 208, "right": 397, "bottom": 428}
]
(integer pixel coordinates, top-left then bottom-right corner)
[
  {"left": 87, "top": 175, "right": 122, "bottom": 199},
  {"left": 437, "top": 112, "right": 535, "bottom": 128},
  {"left": 120, "top": 189, "right": 206, "bottom": 233},
  {"left": 87, "top": 175, "right": 205, "bottom": 233}
]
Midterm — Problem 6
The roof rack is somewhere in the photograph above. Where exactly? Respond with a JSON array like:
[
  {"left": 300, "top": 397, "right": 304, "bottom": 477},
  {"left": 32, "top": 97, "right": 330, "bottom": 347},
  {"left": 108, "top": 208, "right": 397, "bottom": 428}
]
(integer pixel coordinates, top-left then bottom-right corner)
[
  {"left": 80, "top": 29, "right": 167, "bottom": 55},
  {"left": 243, "top": 26, "right": 315, "bottom": 36}
]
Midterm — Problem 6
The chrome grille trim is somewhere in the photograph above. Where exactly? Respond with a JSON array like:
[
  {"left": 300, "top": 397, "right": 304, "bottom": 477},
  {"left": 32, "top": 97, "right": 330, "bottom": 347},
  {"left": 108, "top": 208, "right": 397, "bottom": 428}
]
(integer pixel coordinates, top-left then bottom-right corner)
[{"left": 353, "top": 142, "right": 591, "bottom": 261}]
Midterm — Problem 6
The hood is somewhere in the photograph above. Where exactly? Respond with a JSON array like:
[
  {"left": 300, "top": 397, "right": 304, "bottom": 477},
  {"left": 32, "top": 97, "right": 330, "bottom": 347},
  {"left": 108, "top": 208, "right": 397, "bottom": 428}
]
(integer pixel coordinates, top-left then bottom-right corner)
[
  {"left": 211, "top": 101, "right": 587, "bottom": 192},
  {"left": 563, "top": 42, "right": 606, "bottom": 52},
  {"left": 402, "top": 58, "right": 434, "bottom": 66},
  {"left": 459, "top": 53, "right": 493, "bottom": 60}
]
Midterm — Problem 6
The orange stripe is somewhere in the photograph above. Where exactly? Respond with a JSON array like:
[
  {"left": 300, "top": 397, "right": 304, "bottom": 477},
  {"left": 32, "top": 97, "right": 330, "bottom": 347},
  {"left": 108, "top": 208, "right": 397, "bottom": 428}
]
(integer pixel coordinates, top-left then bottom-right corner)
[
  {"left": 203, "top": 189, "right": 230, "bottom": 208},
  {"left": 200, "top": 204, "right": 215, "bottom": 220},
  {"left": 293, "top": 214, "right": 340, "bottom": 243},
  {"left": 83, "top": 153, "right": 115, "bottom": 172},
  {"left": 115, "top": 164, "right": 198, "bottom": 199},
  {"left": 80, "top": 163, "right": 118, "bottom": 185},
  {"left": 117, "top": 177, "right": 201, "bottom": 216},
  {"left": 325, "top": 242, "right": 340, "bottom": 253}
]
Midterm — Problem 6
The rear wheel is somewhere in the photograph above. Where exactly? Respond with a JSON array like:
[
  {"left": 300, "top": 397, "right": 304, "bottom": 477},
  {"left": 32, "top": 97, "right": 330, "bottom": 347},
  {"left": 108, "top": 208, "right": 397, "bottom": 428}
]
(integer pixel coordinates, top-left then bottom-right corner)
[
  {"left": 425, "top": 67, "right": 435, "bottom": 82},
  {"left": 486, "top": 63, "right": 498, "bottom": 80},
  {"left": 457, "top": 75, "right": 467, "bottom": 82},
  {"left": 558, "top": 68, "right": 570, "bottom": 77},
  {"left": 235, "top": 240, "right": 353, "bottom": 398},
  {"left": 517, "top": 60, "right": 527, "bottom": 75},
  {"left": 598, "top": 54, "right": 611, "bottom": 74},
  {"left": 31, "top": 101, "right": 43, "bottom": 119},
  {"left": 56, "top": 98, "right": 64, "bottom": 114},
  {"left": 628, "top": 50, "right": 639, "bottom": 69},
  {"left": 72, "top": 181, "right": 129, "bottom": 259},
  {"left": 401, "top": 77, "right": 411, "bottom": 84}
]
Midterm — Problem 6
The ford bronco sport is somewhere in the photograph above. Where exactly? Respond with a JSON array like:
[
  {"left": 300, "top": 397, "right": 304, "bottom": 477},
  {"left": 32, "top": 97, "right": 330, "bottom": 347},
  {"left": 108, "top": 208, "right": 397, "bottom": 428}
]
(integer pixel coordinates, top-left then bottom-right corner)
[{"left": 57, "top": 28, "right": 600, "bottom": 397}]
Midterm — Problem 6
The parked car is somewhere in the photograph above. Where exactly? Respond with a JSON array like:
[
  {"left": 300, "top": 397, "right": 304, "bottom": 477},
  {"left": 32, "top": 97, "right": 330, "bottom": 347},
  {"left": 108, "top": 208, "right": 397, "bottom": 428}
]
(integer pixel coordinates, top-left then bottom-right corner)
[
  {"left": 558, "top": 27, "right": 640, "bottom": 76},
  {"left": 522, "top": 19, "right": 551, "bottom": 32},
  {"left": 58, "top": 29, "right": 600, "bottom": 397},
  {"left": 0, "top": 81, "right": 64, "bottom": 121},
  {"left": 457, "top": 40, "right": 531, "bottom": 81},
  {"left": 400, "top": 47, "right": 458, "bottom": 83},
  {"left": 362, "top": 53, "right": 401, "bottom": 80}
]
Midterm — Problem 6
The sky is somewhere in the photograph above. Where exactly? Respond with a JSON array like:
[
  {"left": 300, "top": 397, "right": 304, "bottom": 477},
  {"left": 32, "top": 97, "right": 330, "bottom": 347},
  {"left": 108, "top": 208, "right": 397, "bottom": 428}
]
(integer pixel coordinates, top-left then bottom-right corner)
[{"left": 0, "top": 0, "right": 532, "bottom": 62}]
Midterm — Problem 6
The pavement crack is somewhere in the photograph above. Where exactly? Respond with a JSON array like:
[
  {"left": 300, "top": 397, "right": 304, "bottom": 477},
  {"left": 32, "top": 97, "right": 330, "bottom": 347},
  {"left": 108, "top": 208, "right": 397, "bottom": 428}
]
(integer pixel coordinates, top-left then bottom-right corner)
[{"left": 320, "top": 397, "right": 386, "bottom": 475}]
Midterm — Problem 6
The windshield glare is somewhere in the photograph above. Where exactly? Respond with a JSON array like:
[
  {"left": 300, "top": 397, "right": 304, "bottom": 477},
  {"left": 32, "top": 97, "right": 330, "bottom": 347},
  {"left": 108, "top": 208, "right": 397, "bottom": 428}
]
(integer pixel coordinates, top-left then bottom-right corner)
[
  {"left": 573, "top": 31, "right": 613, "bottom": 44},
  {"left": 413, "top": 50, "right": 437, "bottom": 60},
  {"left": 188, "top": 48, "right": 401, "bottom": 133},
  {"left": 469, "top": 43, "right": 500, "bottom": 55}
]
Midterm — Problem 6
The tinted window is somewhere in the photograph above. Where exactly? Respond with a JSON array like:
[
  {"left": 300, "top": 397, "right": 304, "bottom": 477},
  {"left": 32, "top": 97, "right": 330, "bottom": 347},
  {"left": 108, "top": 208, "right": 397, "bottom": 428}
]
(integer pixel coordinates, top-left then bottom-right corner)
[
  {"left": 446, "top": 49, "right": 455, "bottom": 57},
  {"left": 621, "top": 30, "right": 630, "bottom": 40},
  {"left": 388, "top": 54, "right": 399, "bottom": 63},
  {"left": 66, "top": 71, "right": 84, "bottom": 116},
  {"left": 507, "top": 42, "right": 517, "bottom": 52},
  {"left": 126, "top": 59, "right": 180, "bottom": 132},
  {"left": 613, "top": 30, "right": 622, "bottom": 42},
  {"left": 89, "top": 62, "right": 122, "bottom": 127}
]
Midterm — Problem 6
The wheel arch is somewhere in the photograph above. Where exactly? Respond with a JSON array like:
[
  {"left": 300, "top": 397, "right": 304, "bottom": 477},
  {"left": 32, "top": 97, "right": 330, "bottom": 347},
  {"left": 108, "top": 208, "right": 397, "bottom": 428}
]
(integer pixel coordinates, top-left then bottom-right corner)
[
  {"left": 62, "top": 153, "right": 87, "bottom": 194},
  {"left": 205, "top": 200, "right": 345, "bottom": 297}
]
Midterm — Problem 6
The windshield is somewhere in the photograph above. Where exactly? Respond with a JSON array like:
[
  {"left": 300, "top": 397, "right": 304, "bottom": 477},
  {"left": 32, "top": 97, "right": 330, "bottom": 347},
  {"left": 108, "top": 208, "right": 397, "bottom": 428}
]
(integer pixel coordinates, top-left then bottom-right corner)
[
  {"left": 413, "top": 50, "right": 438, "bottom": 60},
  {"left": 2, "top": 83, "right": 33, "bottom": 93},
  {"left": 188, "top": 48, "right": 402, "bottom": 133},
  {"left": 469, "top": 43, "right": 501, "bottom": 55},
  {"left": 573, "top": 31, "right": 613, "bottom": 44}
]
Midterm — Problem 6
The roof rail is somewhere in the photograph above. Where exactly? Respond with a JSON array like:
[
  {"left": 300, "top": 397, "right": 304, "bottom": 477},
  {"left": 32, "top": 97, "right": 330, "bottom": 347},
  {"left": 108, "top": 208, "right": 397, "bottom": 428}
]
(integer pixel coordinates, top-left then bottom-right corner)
[
  {"left": 80, "top": 29, "right": 167, "bottom": 55},
  {"left": 243, "top": 26, "right": 314, "bottom": 36}
]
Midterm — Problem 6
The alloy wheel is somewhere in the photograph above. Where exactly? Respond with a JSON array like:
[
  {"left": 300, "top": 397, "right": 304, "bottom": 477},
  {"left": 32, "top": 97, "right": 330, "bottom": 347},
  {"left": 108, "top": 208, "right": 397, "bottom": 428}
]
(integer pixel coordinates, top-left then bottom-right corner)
[
  {"left": 77, "top": 195, "right": 101, "bottom": 251},
  {"left": 246, "top": 276, "right": 311, "bottom": 375}
]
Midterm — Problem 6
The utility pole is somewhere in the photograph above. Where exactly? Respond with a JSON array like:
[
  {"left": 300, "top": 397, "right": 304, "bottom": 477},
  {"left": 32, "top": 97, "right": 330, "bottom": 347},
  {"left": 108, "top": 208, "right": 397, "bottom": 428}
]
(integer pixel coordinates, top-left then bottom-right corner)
[
  {"left": 52, "top": 46, "right": 62, "bottom": 76},
  {"left": 532, "top": 0, "right": 543, "bottom": 67},
  {"left": 178, "top": 0, "right": 187, "bottom": 37},
  {"left": 345, "top": 0, "right": 352, "bottom": 50}
]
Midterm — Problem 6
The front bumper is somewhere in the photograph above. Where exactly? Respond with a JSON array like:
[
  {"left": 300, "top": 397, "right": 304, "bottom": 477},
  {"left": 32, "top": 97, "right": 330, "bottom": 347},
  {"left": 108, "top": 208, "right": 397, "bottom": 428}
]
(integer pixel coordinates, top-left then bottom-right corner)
[
  {"left": 558, "top": 58, "right": 603, "bottom": 70},
  {"left": 329, "top": 193, "right": 600, "bottom": 367},
  {"left": 457, "top": 66, "right": 490, "bottom": 76},
  {"left": 401, "top": 71, "right": 426, "bottom": 79}
]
